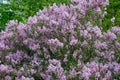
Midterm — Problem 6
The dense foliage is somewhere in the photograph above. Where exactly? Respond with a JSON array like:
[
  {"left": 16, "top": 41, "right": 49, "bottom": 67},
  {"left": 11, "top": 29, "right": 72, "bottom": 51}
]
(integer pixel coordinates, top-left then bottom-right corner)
[
  {"left": 1, "top": 0, "right": 120, "bottom": 32},
  {"left": 0, "top": 0, "right": 70, "bottom": 30},
  {"left": 0, "top": 0, "right": 120, "bottom": 80},
  {"left": 102, "top": 0, "right": 120, "bottom": 31}
]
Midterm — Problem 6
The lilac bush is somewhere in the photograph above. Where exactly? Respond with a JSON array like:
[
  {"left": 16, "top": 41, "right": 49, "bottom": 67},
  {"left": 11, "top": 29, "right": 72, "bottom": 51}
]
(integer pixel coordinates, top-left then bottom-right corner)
[{"left": 0, "top": 0, "right": 120, "bottom": 80}]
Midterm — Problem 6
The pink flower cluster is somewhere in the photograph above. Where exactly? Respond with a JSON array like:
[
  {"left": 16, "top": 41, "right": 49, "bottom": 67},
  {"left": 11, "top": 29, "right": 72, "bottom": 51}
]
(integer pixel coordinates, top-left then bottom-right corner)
[{"left": 0, "top": 0, "right": 120, "bottom": 80}]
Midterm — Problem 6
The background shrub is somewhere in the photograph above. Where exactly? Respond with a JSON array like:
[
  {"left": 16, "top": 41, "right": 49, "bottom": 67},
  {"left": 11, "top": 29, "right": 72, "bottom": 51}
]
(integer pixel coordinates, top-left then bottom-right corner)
[{"left": 102, "top": 0, "right": 120, "bottom": 31}]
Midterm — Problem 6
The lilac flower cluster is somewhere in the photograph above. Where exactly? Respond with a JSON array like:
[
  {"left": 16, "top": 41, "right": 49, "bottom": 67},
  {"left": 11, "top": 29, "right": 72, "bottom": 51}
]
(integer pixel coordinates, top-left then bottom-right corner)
[{"left": 0, "top": 0, "right": 120, "bottom": 79}]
